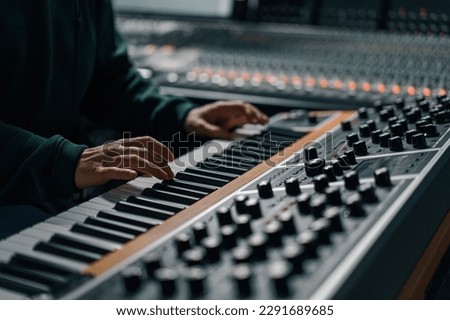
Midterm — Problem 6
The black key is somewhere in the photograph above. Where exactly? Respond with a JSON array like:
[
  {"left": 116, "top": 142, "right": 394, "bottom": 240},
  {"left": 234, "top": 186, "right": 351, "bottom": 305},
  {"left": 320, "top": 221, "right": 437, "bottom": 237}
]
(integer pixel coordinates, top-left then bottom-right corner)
[
  {"left": 142, "top": 188, "right": 199, "bottom": 205},
  {"left": 115, "top": 201, "right": 174, "bottom": 220},
  {"left": 185, "top": 167, "right": 238, "bottom": 181},
  {"left": 0, "top": 272, "right": 51, "bottom": 296},
  {"left": 231, "top": 145, "right": 275, "bottom": 158},
  {"left": 71, "top": 223, "right": 134, "bottom": 244},
  {"left": 197, "top": 161, "right": 247, "bottom": 175},
  {"left": 240, "top": 138, "right": 279, "bottom": 150},
  {"left": 97, "top": 210, "right": 158, "bottom": 229},
  {"left": 0, "top": 263, "right": 68, "bottom": 290},
  {"left": 126, "top": 195, "right": 185, "bottom": 213},
  {"left": 212, "top": 154, "right": 259, "bottom": 166},
  {"left": 163, "top": 179, "right": 217, "bottom": 193},
  {"left": 153, "top": 183, "right": 208, "bottom": 199},
  {"left": 51, "top": 234, "right": 112, "bottom": 255},
  {"left": 175, "top": 172, "right": 229, "bottom": 188},
  {"left": 34, "top": 242, "right": 100, "bottom": 263},
  {"left": 206, "top": 156, "right": 255, "bottom": 169},
  {"left": 224, "top": 148, "right": 265, "bottom": 162}
]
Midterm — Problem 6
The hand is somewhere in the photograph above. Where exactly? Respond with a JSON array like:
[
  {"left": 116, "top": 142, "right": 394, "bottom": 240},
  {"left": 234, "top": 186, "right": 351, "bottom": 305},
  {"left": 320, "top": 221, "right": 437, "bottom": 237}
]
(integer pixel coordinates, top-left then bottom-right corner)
[
  {"left": 74, "top": 136, "right": 174, "bottom": 189},
  {"left": 184, "top": 100, "right": 269, "bottom": 139}
]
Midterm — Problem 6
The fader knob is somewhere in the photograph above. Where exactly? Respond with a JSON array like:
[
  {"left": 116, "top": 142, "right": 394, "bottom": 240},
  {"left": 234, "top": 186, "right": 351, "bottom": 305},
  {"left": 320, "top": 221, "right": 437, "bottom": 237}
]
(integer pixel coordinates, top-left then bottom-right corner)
[
  {"left": 341, "top": 120, "right": 353, "bottom": 131},
  {"left": 353, "top": 140, "right": 368, "bottom": 156},
  {"left": 284, "top": 177, "right": 301, "bottom": 196},
  {"left": 418, "top": 100, "right": 430, "bottom": 112},
  {"left": 304, "top": 146, "right": 319, "bottom": 161},
  {"left": 389, "top": 136, "right": 404, "bottom": 152},
  {"left": 358, "top": 107, "right": 368, "bottom": 119},
  {"left": 423, "top": 124, "right": 439, "bottom": 137},
  {"left": 257, "top": 180, "right": 274, "bottom": 199},
  {"left": 390, "top": 123, "right": 404, "bottom": 137},
  {"left": 373, "top": 100, "right": 384, "bottom": 113},
  {"left": 305, "top": 158, "right": 326, "bottom": 177},
  {"left": 379, "top": 109, "right": 390, "bottom": 122},
  {"left": 374, "top": 167, "right": 392, "bottom": 187},
  {"left": 122, "top": 266, "right": 143, "bottom": 293},
  {"left": 395, "top": 97, "right": 405, "bottom": 109},
  {"left": 415, "top": 120, "right": 428, "bottom": 132},
  {"left": 366, "top": 120, "right": 377, "bottom": 132},
  {"left": 412, "top": 133, "right": 427, "bottom": 149},
  {"left": 344, "top": 171, "right": 360, "bottom": 190}
]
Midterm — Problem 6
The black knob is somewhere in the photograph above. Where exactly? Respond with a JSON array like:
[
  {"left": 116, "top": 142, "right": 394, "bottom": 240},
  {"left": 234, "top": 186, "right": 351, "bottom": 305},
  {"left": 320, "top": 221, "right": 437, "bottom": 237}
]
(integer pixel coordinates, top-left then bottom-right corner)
[
  {"left": 245, "top": 198, "right": 262, "bottom": 219},
  {"left": 216, "top": 206, "right": 233, "bottom": 226},
  {"left": 221, "top": 225, "right": 237, "bottom": 248},
  {"left": 346, "top": 133, "right": 360, "bottom": 147},
  {"left": 423, "top": 124, "right": 439, "bottom": 137},
  {"left": 344, "top": 171, "right": 360, "bottom": 190},
  {"left": 184, "top": 267, "right": 207, "bottom": 296},
  {"left": 201, "top": 236, "right": 221, "bottom": 263},
  {"left": 310, "top": 218, "right": 332, "bottom": 244},
  {"left": 332, "top": 159, "right": 344, "bottom": 175},
  {"left": 193, "top": 222, "right": 208, "bottom": 244},
  {"left": 248, "top": 233, "right": 268, "bottom": 261},
  {"left": 379, "top": 132, "right": 391, "bottom": 148},
  {"left": 234, "top": 195, "right": 249, "bottom": 214},
  {"left": 379, "top": 109, "right": 390, "bottom": 122},
  {"left": 282, "top": 244, "right": 305, "bottom": 274},
  {"left": 323, "top": 165, "right": 337, "bottom": 182},
  {"left": 264, "top": 220, "right": 283, "bottom": 247},
  {"left": 325, "top": 186, "right": 342, "bottom": 206},
  {"left": 310, "top": 194, "right": 327, "bottom": 218},
  {"left": 359, "top": 124, "right": 371, "bottom": 137},
  {"left": 373, "top": 100, "right": 384, "bottom": 113},
  {"left": 142, "top": 253, "right": 161, "bottom": 277},
  {"left": 435, "top": 111, "right": 450, "bottom": 124},
  {"left": 388, "top": 116, "right": 399, "bottom": 127},
  {"left": 415, "top": 120, "right": 428, "bottom": 133},
  {"left": 305, "top": 158, "right": 326, "bottom": 177},
  {"left": 257, "top": 180, "right": 273, "bottom": 199},
  {"left": 323, "top": 207, "right": 344, "bottom": 232},
  {"left": 421, "top": 116, "right": 433, "bottom": 125},
  {"left": 313, "top": 174, "right": 329, "bottom": 193},
  {"left": 344, "top": 149, "right": 358, "bottom": 165},
  {"left": 371, "top": 130, "right": 383, "bottom": 144},
  {"left": 365, "top": 120, "right": 377, "bottom": 132},
  {"left": 182, "top": 248, "right": 206, "bottom": 266},
  {"left": 440, "top": 97, "right": 450, "bottom": 109},
  {"left": 358, "top": 183, "right": 378, "bottom": 203},
  {"left": 412, "top": 133, "right": 427, "bottom": 149},
  {"left": 232, "top": 245, "right": 253, "bottom": 264},
  {"left": 353, "top": 140, "right": 368, "bottom": 156},
  {"left": 308, "top": 114, "right": 318, "bottom": 124},
  {"left": 395, "top": 97, "right": 405, "bottom": 109},
  {"left": 390, "top": 123, "right": 404, "bottom": 137},
  {"left": 416, "top": 94, "right": 426, "bottom": 103},
  {"left": 346, "top": 194, "right": 365, "bottom": 217},
  {"left": 279, "top": 211, "right": 297, "bottom": 235},
  {"left": 374, "top": 167, "right": 392, "bottom": 187},
  {"left": 304, "top": 146, "right": 319, "bottom": 161},
  {"left": 341, "top": 120, "right": 353, "bottom": 131},
  {"left": 232, "top": 264, "right": 252, "bottom": 296},
  {"left": 397, "top": 119, "right": 409, "bottom": 132},
  {"left": 236, "top": 214, "right": 252, "bottom": 237},
  {"left": 284, "top": 177, "right": 301, "bottom": 196},
  {"left": 175, "top": 233, "right": 191, "bottom": 256},
  {"left": 358, "top": 107, "right": 368, "bottom": 119},
  {"left": 154, "top": 268, "right": 178, "bottom": 297},
  {"left": 296, "top": 193, "right": 311, "bottom": 215},
  {"left": 438, "top": 94, "right": 449, "bottom": 103},
  {"left": 405, "top": 129, "right": 418, "bottom": 144},
  {"left": 389, "top": 136, "right": 404, "bottom": 152},
  {"left": 406, "top": 109, "right": 421, "bottom": 123},
  {"left": 269, "top": 261, "right": 292, "bottom": 297},
  {"left": 296, "top": 230, "right": 319, "bottom": 258},
  {"left": 418, "top": 100, "right": 430, "bottom": 112},
  {"left": 122, "top": 266, "right": 143, "bottom": 293}
]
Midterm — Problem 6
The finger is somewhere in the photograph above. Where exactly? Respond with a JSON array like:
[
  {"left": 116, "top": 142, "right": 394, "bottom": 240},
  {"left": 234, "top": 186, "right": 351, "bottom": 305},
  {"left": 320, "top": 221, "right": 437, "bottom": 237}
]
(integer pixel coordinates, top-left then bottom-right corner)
[
  {"left": 216, "top": 102, "right": 268, "bottom": 125},
  {"left": 119, "top": 136, "right": 175, "bottom": 163},
  {"left": 245, "top": 103, "right": 269, "bottom": 124},
  {"left": 195, "top": 118, "right": 232, "bottom": 139},
  {"left": 98, "top": 167, "right": 138, "bottom": 184},
  {"left": 122, "top": 154, "right": 174, "bottom": 180}
]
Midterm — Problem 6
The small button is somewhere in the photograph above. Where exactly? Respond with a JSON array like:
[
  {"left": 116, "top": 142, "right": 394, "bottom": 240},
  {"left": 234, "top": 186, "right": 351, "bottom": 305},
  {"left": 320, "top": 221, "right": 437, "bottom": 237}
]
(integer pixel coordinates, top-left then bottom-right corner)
[{"left": 395, "top": 97, "right": 405, "bottom": 109}]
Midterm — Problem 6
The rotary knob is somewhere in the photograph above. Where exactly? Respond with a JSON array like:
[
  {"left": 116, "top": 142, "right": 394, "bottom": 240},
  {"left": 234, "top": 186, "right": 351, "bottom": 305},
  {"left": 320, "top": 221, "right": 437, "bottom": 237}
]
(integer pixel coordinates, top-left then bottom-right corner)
[
  {"left": 405, "top": 129, "right": 418, "bottom": 144},
  {"left": 264, "top": 220, "right": 283, "bottom": 247},
  {"left": 304, "top": 146, "right": 319, "bottom": 161},
  {"left": 358, "top": 107, "right": 368, "bottom": 119},
  {"left": 155, "top": 268, "right": 178, "bottom": 297},
  {"left": 245, "top": 198, "right": 262, "bottom": 219},
  {"left": 366, "top": 120, "right": 377, "bottom": 132},
  {"left": 297, "top": 193, "right": 311, "bottom": 215},
  {"left": 248, "top": 233, "right": 268, "bottom": 261},
  {"left": 310, "top": 218, "right": 332, "bottom": 244},
  {"left": 279, "top": 211, "right": 297, "bottom": 235},
  {"left": 344, "top": 149, "right": 357, "bottom": 165},
  {"left": 296, "top": 230, "right": 319, "bottom": 258},
  {"left": 313, "top": 174, "right": 329, "bottom": 193},
  {"left": 346, "top": 133, "right": 360, "bottom": 147},
  {"left": 358, "top": 183, "right": 378, "bottom": 203},
  {"left": 232, "top": 264, "right": 252, "bottom": 297},
  {"left": 232, "top": 245, "right": 253, "bottom": 264},
  {"left": 284, "top": 177, "right": 301, "bottom": 196},
  {"left": 423, "top": 124, "right": 439, "bottom": 137},
  {"left": 323, "top": 165, "right": 337, "bottom": 182},
  {"left": 390, "top": 123, "right": 404, "bottom": 137},
  {"left": 282, "top": 244, "right": 305, "bottom": 274},
  {"left": 412, "top": 133, "right": 427, "bottom": 149},
  {"left": 193, "top": 222, "right": 208, "bottom": 244},
  {"left": 325, "top": 186, "right": 342, "bottom": 206},
  {"left": 353, "top": 140, "right": 368, "bottom": 156},
  {"left": 341, "top": 120, "right": 353, "bottom": 131},
  {"left": 379, "top": 132, "right": 391, "bottom": 148},
  {"left": 269, "top": 261, "right": 292, "bottom": 297},
  {"left": 175, "top": 233, "right": 191, "bottom": 256},
  {"left": 234, "top": 195, "right": 249, "bottom": 214},
  {"left": 236, "top": 214, "right": 252, "bottom": 237},
  {"left": 142, "top": 253, "right": 161, "bottom": 278},
  {"left": 182, "top": 248, "right": 206, "bottom": 266},
  {"left": 221, "top": 225, "right": 237, "bottom": 248},
  {"left": 332, "top": 159, "right": 345, "bottom": 175},
  {"left": 310, "top": 194, "right": 327, "bottom": 218},
  {"left": 201, "top": 236, "right": 221, "bottom": 263},
  {"left": 257, "top": 180, "right": 273, "bottom": 199},
  {"left": 344, "top": 171, "right": 360, "bottom": 190},
  {"left": 374, "top": 167, "right": 392, "bottom": 187},
  {"left": 305, "top": 158, "right": 326, "bottom": 177},
  {"left": 389, "top": 136, "right": 404, "bottom": 152},
  {"left": 122, "top": 266, "right": 143, "bottom": 293},
  {"left": 323, "top": 207, "right": 344, "bottom": 232},
  {"left": 345, "top": 194, "right": 365, "bottom": 217},
  {"left": 371, "top": 130, "right": 383, "bottom": 144},
  {"left": 359, "top": 124, "right": 371, "bottom": 137},
  {"left": 184, "top": 267, "right": 207, "bottom": 296}
]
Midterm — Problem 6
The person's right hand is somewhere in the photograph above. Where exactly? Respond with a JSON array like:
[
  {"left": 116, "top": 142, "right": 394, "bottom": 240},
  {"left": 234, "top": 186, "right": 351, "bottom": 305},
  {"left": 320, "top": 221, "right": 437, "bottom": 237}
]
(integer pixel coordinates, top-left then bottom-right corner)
[{"left": 74, "top": 136, "right": 174, "bottom": 189}]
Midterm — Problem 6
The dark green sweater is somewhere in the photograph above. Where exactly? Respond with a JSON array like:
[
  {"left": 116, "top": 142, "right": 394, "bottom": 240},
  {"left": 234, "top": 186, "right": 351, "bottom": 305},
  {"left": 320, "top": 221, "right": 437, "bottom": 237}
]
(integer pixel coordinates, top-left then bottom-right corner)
[{"left": 0, "top": 0, "right": 194, "bottom": 205}]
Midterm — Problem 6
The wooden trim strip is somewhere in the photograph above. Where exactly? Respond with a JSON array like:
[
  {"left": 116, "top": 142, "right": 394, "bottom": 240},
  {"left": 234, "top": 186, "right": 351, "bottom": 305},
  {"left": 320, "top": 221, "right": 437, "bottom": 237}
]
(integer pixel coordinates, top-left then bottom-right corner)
[{"left": 84, "top": 111, "right": 354, "bottom": 276}]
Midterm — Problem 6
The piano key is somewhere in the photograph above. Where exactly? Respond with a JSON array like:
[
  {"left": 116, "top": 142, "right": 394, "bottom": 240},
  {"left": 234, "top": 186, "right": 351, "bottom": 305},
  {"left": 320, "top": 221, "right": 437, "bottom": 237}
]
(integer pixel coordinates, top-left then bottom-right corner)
[
  {"left": 162, "top": 179, "right": 218, "bottom": 193},
  {"left": 230, "top": 145, "right": 275, "bottom": 158},
  {"left": 97, "top": 209, "right": 160, "bottom": 229},
  {"left": 184, "top": 167, "right": 238, "bottom": 181},
  {"left": 0, "top": 287, "right": 28, "bottom": 299},
  {"left": 0, "top": 272, "right": 51, "bottom": 296},
  {"left": 0, "top": 263, "right": 69, "bottom": 289},
  {"left": 224, "top": 148, "right": 265, "bottom": 161},
  {"left": 212, "top": 154, "right": 259, "bottom": 166},
  {"left": 239, "top": 138, "right": 280, "bottom": 150},
  {"left": 126, "top": 195, "right": 186, "bottom": 213},
  {"left": 175, "top": 171, "right": 229, "bottom": 188},
  {"left": 152, "top": 183, "right": 209, "bottom": 199},
  {"left": 69, "top": 206, "right": 99, "bottom": 216},
  {"left": 142, "top": 187, "right": 199, "bottom": 205},
  {"left": 115, "top": 201, "right": 174, "bottom": 220},
  {"left": 70, "top": 223, "right": 134, "bottom": 244},
  {"left": 197, "top": 161, "right": 247, "bottom": 175},
  {"left": 203, "top": 157, "right": 254, "bottom": 171}
]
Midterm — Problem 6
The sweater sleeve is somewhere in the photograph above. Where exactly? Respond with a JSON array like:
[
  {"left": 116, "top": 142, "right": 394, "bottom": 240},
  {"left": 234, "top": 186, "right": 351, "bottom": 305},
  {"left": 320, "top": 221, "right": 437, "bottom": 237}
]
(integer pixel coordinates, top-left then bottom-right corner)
[
  {"left": 0, "top": 121, "right": 87, "bottom": 205},
  {"left": 81, "top": 0, "right": 195, "bottom": 143}
]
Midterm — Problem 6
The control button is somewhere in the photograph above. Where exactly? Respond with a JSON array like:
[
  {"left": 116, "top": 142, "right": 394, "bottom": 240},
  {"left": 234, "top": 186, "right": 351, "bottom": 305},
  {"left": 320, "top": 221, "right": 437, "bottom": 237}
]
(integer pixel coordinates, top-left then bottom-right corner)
[
  {"left": 418, "top": 100, "right": 430, "bottom": 112},
  {"left": 346, "top": 133, "right": 360, "bottom": 147},
  {"left": 221, "top": 225, "right": 237, "bottom": 248},
  {"left": 389, "top": 136, "right": 404, "bottom": 152},
  {"left": 405, "top": 129, "right": 418, "bottom": 144},
  {"left": 182, "top": 248, "right": 206, "bottom": 266},
  {"left": 201, "top": 236, "right": 221, "bottom": 263},
  {"left": 236, "top": 214, "right": 252, "bottom": 237},
  {"left": 406, "top": 110, "right": 421, "bottom": 124},
  {"left": 421, "top": 116, "right": 433, "bottom": 125},
  {"left": 232, "top": 264, "right": 252, "bottom": 296},
  {"left": 395, "top": 97, "right": 405, "bottom": 109},
  {"left": 313, "top": 174, "right": 329, "bottom": 193},
  {"left": 397, "top": 119, "right": 409, "bottom": 132},
  {"left": 323, "top": 165, "right": 337, "bottom": 182},
  {"left": 388, "top": 116, "right": 399, "bottom": 127},
  {"left": 264, "top": 220, "right": 283, "bottom": 247},
  {"left": 305, "top": 158, "right": 326, "bottom": 177},
  {"left": 193, "top": 222, "right": 208, "bottom": 244},
  {"left": 232, "top": 245, "right": 253, "bottom": 264},
  {"left": 344, "top": 150, "right": 357, "bottom": 165},
  {"left": 235, "top": 195, "right": 249, "bottom": 214},
  {"left": 323, "top": 207, "right": 344, "bottom": 232},
  {"left": 269, "top": 261, "right": 292, "bottom": 297},
  {"left": 337, "top": 155, "right": 351, "bottom": 169},
  {"left": 371, "top": 130, "right": 383, "bottom": 144},
  {"left": 297, "top": 193, "right": 311, "bottom": 215},
  {"left": 122, "top": 266, "right": 143, "bottom": 293},
  {"left": 284, "top": 177, "right": 301, "bottom": 196},
  {"left": 345, "top": 194, "right": 365, "bottom": 217},
  {"left": 257, "top": 180, "right": 273, "bottom": 199},
  {"left": 359, "top": 124, "right": 371, "bottom": 137},
  {"left": 296, "top": 230, "right": 319, "bottom": 258},
  {"left": 304, "top": 146, "right": 319, "bottom": 161},
  {"left": 415, "top": 120, "right": 428, "bottom": 132},
  {"left": 412, "top": 133, "right": 427, "bottom": 149},
  {"left": 331, "top": 159, "right": 344, "bottom": 176},
  {"left": 175, "top": 233, "right": 191, "bottom": 256},
  {"left": 344, "top": 171, "right": 360, "bottom": 190},
  {"left": 435, "top": 111, "right": 450, "bottom": 124},
  {"left": 379, "top": 109, "right": 390, "bottom": 122},
  {"left": 310, "top": 218, "right": 332, "bottom": 244},
  {"left": 279, "top": 211, "right": 297, "bottom": 235},
  {"left": 325, "top": 186, "right": 342, "bottom": 206},
  {"left": 416, "top": 94, "right": 426, "bottom": 104},
  {"left": 373, "top": 100, "right": 384, "bottom": 113},
  {"left": 155, "top": 268, "right": 178, "bottom": 297},
  {"left": 282, "top": 244, "right": 305, "bottom": 273},
  {"left": 341, "top": 120, "right": 352, "bottom": 131},
  {"left": 365, "top": 120, "right": 377, "bottom": 132},
  {"left": 245, "top": 198, "right": 262, "bottom": 219},
  {"left": 184, "top": 267, "right": 207, "bottom": 296},
  {"left": 353, "top": 140, "right": 368, "bottom": 156},
  {"left": 423, "top": 124, "right": 439, "bottom": 137},
  {"left": 390, "top": 123, "right": 404, "bottom": 137},
  {"left": 358, "top": 183, "right": 378, "bottom": 203},
  {"left": 248, "top": 233, "right": 268, "bottom": 261},
  {"left": 216, "top": 206, "right": 233, "bottom": 226},
  {"left": 358, "top": 107, "right": 368, "bottom": 119},
  {"left": 142, "top": 253, "right": 161, "bottom": 277},
  {"left": 310, "top": 194, "right": 327, "bottom": 218},
  {"left": 374, "top": 167, "right": 392, "bottom": 187},
  {"left": 379, "top": 132, "right": 391, "bottom": 148}
]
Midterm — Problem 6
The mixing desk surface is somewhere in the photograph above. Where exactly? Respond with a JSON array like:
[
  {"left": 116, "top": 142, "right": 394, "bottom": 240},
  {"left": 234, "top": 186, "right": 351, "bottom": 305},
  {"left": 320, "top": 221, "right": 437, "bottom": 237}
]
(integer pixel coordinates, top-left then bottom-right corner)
[{"left": 0, "top": 94, "right": 449, "bottom": 299}]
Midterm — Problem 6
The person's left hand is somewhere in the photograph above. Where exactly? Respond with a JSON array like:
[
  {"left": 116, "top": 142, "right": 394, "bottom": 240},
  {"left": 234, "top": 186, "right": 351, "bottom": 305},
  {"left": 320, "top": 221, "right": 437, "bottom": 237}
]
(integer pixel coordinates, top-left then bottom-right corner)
[{"left": 184, "top": 100, "right": 269, "bottom": 139}]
